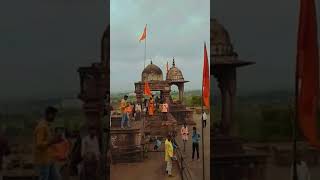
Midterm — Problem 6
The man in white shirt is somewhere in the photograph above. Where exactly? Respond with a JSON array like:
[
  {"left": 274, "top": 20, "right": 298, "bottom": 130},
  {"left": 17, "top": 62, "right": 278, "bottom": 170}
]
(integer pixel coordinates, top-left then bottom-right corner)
[
  {"left": 291, "top": 154, "right": 310, "bottom": 180},
  {"left": 202, "top": 112, "right": 208, "bottom": 128},
  {"left": 80, "top": 127, "right": 101, "bottom": 180},
  {"left": 135, "top": 103, "right": 142, "bottom": 121}
]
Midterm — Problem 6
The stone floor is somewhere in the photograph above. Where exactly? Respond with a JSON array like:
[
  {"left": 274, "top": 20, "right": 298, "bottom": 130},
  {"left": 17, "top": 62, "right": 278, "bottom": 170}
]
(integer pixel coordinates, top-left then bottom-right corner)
[
  {"left": 110, "top": 151, "right": 181, "bottom": 180},
  {"left": 175, "top": 113, "right": 210, "bottom": 180}
]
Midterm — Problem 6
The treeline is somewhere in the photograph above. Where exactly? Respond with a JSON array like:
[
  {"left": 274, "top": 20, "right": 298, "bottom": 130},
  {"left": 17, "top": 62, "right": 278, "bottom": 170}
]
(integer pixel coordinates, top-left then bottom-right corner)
[
  {"left": 211, "top": 102, "right": 318, "bottom": 142},
  {"left": 0, "top": 108, "right": 86, "bottom": 137}
]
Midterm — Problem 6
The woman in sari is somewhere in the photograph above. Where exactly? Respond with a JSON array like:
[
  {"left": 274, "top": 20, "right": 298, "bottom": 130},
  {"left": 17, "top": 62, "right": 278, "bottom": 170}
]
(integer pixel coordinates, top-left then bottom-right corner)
[{"left": 148, "top": 96, "right": 155, "bottom": 116}]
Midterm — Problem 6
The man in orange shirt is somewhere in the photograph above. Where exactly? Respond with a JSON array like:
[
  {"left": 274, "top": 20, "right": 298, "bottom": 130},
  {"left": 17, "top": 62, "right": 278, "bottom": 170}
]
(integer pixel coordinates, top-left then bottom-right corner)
[
  {"left": 120, "top": 95, "right": 129, "bottom": 129},
  {"left": 124, "top": 103, "right": 132, "bottom": 128},
  {"left": 33, "top": 106, "right": 62, "bottom": 180}
]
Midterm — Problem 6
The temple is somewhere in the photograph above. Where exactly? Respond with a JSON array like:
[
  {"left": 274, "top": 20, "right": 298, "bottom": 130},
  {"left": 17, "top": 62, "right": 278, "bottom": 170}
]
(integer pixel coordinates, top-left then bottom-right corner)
[{"left": 110, "top": 58, "right": 195, "bottom": 163}]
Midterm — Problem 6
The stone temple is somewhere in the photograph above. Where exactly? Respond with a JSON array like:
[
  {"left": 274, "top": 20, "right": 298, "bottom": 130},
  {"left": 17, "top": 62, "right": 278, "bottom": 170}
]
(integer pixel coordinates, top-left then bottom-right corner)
[
  {"left": 110, "top": 58, "right": 195, "bottom": 163},
  {"left": 135, "top": 59, "right": 194, "bottom": 125}
]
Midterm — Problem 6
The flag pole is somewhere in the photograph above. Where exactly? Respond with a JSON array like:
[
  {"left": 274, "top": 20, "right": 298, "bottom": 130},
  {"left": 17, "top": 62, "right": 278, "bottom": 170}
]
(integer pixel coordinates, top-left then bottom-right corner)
[
  {"left": 293, "top": 52, "right": 299, "bottom": 180},
  {"left": 201, "top": 42, "right": 206, "bottom": 180},
  {"left": 144, "top": 24, "right": 147, "bottom": 68},
  {"left": 201, "top": 83, "right": 205, "bottom": 180},
  {"left": 292, "top": 97, "right": 298, "bottom": 180}
]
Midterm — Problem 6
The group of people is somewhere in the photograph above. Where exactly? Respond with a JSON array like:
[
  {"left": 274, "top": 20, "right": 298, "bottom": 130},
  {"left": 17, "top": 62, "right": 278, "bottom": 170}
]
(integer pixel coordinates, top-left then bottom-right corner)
[
  {"left": 161, "top": 125, "right": 201, "bottom": 178},
  {"left": 142, "top": 95, "right": 168, "bottom": 117},
  {"left": 120, "top": 95, "right": 169, "bottom": 129},
  {"left": 120, "top": 95, "right": 143, "bottom": 129},
  {"left": 180, "top": 124, "right": 201, "bottom": 160},
  {"left": 33, "top": 106, "right": 101, "bottom": 180}
]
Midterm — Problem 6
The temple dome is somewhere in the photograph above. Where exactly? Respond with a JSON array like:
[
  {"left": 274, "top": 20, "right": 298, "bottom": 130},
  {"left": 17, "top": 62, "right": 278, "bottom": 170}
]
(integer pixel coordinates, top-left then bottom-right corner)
[
  {"left": 211, "top": 19, "right": 236, "bottom": 56},
  {"left": 142, "top": 61, "right": 163, "bottom": 82},
  {"left": 167, "top": 59, "right": 184, "bottom": 82}
]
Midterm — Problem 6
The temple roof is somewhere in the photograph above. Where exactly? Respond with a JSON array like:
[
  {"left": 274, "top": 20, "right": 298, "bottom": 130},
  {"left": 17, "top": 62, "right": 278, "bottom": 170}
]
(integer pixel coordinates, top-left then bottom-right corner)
[
  {"left": 211, "top": 19, "right": 232, "bottom": 46},
  {"left": 167, "top": 58, "right": 188, "bottom": 83},
  {"left": 142, "top": 61, "right": 163, "bottom": 82},
  {"left": 211, "top": 18, "right": 254, "bottom": 67}
]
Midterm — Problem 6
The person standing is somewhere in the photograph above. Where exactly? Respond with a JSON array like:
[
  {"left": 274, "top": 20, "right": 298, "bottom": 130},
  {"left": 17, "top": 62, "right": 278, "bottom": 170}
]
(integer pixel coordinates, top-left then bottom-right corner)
[
  {"left": 132, "top": 102, "right": 136, "bottom": 119},
  {"left": 143, "top": 99, "right": 148, "bottom": 115},
  {"left": 202, "top": 112, "right": 208, "bottom": 128},
  {"left": 80, "top": 127, "right": 101, "bottom": 180},
  {"left": 191, "top": 127, "right": 200, "bottom": 161},
  {"left": 120, "top": 95, "right": 128, "bottom": 129},
  {"left": 33, "top": 106, "right": 61, "bottom": 180},
  {"left": 164, "top": 135, "right": 174, "bottom": 177},
  {"left": 148, "top": 96, "right": 155, "bottom": 116},
  {"left": 70, "top": 131, "right": 82, "bottom": 176},
  {"left": 161, "top": 100, "right": 169, "bottom": 121},
  {"left": 124, "top": 103, "right": 132, "bottom": 128},
  {"left": 135, "top": 103, "right": 142, "bottom": 121},
  {"left": 180, "top": 123, "right": 189, "bottom": 152},
  {"left": 291, "top": 154, "right": 310, "bottom": 180}
]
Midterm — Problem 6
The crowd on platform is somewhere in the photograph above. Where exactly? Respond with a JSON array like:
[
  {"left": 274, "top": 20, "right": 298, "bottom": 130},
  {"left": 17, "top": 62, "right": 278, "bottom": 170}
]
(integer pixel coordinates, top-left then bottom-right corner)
[{"left": 119, "top": 95, "right": 169, "bottom": 129}]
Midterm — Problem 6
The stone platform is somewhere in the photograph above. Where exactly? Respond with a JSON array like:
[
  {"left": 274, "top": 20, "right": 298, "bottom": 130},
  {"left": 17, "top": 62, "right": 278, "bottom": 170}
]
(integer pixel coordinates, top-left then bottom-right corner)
[{"left": 211, "top": 134, "right": 267, "bottom": 180}]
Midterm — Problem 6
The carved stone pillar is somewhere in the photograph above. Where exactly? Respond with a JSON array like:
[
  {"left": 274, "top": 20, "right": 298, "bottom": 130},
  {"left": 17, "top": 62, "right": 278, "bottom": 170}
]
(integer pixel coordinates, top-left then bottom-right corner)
[
  {"left": 162, "top": 89, "right": 171, "bottom": 104},
  {"left": 178, "top": 84, "right": 184, "bottom": 103},
  {"left": 214, "top": 66, "right": 236, "bottom": 135}
]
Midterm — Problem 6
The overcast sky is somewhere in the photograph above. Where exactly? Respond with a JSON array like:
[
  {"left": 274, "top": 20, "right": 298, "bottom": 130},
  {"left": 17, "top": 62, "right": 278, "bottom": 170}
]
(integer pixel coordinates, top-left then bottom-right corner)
[
  {"left": 110, "top": 0, "right": 210, "bottom": 93},
  {"left": 212, "top": 0, "right": 320, "bottom": 94},
  {"left": 0, "top": 0, "right": 108, "bottom": 101},
  {"left": 1, "top": 0, "right": 319, "bottom": 101}
]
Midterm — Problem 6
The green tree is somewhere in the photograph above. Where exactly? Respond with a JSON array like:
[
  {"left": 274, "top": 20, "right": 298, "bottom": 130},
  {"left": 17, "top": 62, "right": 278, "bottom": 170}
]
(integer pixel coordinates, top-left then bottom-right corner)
[{"left": 191, "top": 96, "right": 201, "bottom": 106}]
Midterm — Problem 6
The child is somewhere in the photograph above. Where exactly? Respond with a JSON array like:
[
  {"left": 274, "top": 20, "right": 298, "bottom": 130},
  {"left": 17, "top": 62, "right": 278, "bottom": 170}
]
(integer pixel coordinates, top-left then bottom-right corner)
[{"left": 153, "top": 137, "right": 162, "bottom": 151}]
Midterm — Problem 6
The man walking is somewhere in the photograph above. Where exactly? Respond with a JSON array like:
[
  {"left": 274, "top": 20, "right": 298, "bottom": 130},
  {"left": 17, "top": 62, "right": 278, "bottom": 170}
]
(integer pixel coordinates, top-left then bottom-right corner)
[
  {"left": 120, "top": 95, "right": 129, "bottom": 129},
  {"left": 192, "top": 127, "right": 200, "bottom": 161},
  {"left": 33, "top": 106, "right": 61, "bottom": 180},
  {"left": 165, "top": 134, "right": 174, "bottom": 177}
]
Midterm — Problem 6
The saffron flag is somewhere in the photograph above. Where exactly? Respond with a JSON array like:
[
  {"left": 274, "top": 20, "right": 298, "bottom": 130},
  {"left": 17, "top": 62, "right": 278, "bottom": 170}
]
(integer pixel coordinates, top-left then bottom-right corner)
[
  {"left": 202, "top": 42, "right": 210, "bottom": 108},
  {"left": 139, "top": 24, "right": 147, "bottom": 42},
  {"left": 144, "top": 81, "right": 151, "bottom": 96},
  {"left": 296, "top": 0, "right": 319, "bottom": 147}
]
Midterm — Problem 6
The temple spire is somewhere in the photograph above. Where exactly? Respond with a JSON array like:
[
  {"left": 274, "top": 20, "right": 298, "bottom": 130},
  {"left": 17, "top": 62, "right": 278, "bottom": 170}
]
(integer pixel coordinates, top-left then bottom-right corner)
[{"left": 172, "top": 57, "right": 175, "bottom": 67}]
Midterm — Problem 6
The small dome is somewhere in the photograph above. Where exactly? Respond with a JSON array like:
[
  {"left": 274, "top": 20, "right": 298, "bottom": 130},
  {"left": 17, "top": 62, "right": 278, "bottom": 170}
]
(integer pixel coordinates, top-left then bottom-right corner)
[
  {"left": 211, "top": 19, "right": 235, "bottom": 56},
  {"left": 167, "top": 59, "right": 184, "bottom": 82},
  {"left": 142, "top": 61, "right": 163, "bottom": 82}
]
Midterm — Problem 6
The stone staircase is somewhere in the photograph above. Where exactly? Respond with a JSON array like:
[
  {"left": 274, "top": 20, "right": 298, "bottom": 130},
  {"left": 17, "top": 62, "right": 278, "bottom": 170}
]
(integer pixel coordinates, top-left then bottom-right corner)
[{"left": 144, "top": 113, "right": 177, "bottom": 137}]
